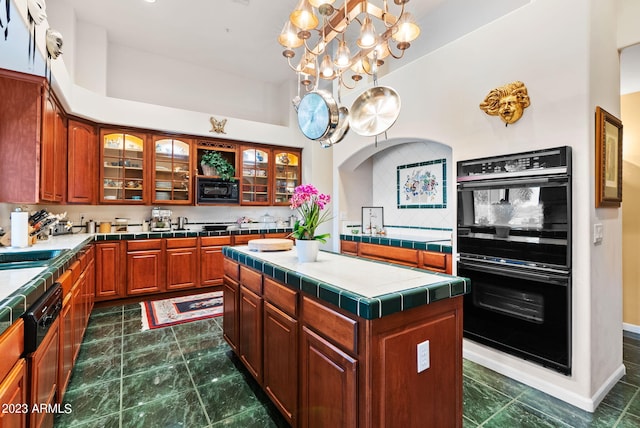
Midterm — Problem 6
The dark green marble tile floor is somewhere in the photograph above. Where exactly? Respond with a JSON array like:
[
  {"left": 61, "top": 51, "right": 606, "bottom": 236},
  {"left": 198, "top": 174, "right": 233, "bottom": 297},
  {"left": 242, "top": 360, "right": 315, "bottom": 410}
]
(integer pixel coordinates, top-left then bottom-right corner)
[{"left": 54, "top": 303, "right": 640, "bottom": 427}]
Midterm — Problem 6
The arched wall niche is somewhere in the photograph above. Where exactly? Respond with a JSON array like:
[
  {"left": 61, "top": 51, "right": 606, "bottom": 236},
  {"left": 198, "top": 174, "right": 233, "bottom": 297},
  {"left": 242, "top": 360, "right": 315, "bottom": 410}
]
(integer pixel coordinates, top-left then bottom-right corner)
[{"left": 336, "top": 137, "right": 454, "bottom": 241}]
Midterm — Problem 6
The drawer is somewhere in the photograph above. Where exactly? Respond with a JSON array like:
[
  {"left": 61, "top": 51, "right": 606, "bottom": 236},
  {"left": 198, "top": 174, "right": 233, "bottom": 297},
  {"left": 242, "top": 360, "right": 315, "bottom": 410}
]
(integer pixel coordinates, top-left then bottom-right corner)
[
  {"left": 69, "top": 260, "right": 81, "bottom": 284},
  {"left": 201, "top": 236, "right": 232, "bottom": 247},
  {"left": 240, "top": 265, "right": 262, "bottom": 295},
  {"left": 166, "top": 237, "right": 198, "bottom": 248},
  {"left": 57, "top": 269, "right": 74, "bottom": 295},
  {"left": 420, "top": 251, "right": 447, "bottom": 272},
  {"left": 359, "top": 242, "right": 418, "bottom": 267},
  {"left": 263, "top": 277, "right": 297, "bottom": 317},
  {"left": 0, "top": 319, "right": 24, "bottom": 382},
  {"left": 340, "top": 240, "right": 358, "bottom": 254},
  {"left": 233, "top": 234, "right": 262, "bottom": 246},
  {"left": 224, "top": 258, "right": 240, "bottom": 281},
  {"left": 302, "top": 296, "right": 358, "bottom": 355},
  {"left": 127, "top": 239, "right": 163, "bottom": 251}
]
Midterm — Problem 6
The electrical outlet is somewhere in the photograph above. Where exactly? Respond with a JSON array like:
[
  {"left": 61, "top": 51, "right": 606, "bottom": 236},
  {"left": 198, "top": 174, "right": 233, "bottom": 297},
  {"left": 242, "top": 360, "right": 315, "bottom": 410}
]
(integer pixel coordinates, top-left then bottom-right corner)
[
  {"left": 417, "top": 340, "right": 430, "bottom": 373},
  {"left": 79, "top": 213, "right": 87, "bottom": 223}
]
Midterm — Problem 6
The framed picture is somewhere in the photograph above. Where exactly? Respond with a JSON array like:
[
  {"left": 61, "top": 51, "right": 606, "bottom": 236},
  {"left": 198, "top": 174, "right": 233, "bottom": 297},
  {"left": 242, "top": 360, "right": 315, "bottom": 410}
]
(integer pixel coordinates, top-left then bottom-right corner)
[
  {"left": 361, "top": 207, "right": 384, "bottom": 235},
  {"left": 397, "top": 159, "right": 447, "bottom": 209},
  {"left": 595, "top": 106, "right": 623, "bottom": 208}
]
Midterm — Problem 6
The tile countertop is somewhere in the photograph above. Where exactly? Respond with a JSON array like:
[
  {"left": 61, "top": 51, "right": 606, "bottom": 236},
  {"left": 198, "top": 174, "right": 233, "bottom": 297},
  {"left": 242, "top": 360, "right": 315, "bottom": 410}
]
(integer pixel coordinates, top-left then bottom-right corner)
[
  {"left": 224, "top": 245, "right": 470, "bottom": 320},
  {"left": 339, "top": 233, "right": 452, "bottom": 253},
  {"left": 0, "top": 234, "right": 95, "bottom": 334}
]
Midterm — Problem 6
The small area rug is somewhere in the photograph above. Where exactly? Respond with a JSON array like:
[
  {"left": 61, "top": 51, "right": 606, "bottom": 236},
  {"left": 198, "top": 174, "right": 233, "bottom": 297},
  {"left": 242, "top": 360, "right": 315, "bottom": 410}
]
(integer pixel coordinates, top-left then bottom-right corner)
[{"left": 140, "top": 291, "right": 223, "bottom": 330}]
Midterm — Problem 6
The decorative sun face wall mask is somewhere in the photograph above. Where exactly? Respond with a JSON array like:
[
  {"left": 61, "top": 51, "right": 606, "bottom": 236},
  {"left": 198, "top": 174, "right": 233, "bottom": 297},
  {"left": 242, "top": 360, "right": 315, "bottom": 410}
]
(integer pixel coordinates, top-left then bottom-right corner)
[
  {"left": 27, "top": 0, "right": 47, "bottom": 25},
  {"left": 46, "top": 28, "right": 62, "bottom": 59},
  {"left": 479, "top": 81, "right": 531, "bottom": 125}
]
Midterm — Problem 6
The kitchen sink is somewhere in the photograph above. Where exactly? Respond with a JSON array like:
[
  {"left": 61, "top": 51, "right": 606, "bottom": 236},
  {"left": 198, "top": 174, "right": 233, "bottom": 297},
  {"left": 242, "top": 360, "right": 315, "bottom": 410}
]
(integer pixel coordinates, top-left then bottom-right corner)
[{"left": 0, "top": 249, "right": 67, "bottom": 270}]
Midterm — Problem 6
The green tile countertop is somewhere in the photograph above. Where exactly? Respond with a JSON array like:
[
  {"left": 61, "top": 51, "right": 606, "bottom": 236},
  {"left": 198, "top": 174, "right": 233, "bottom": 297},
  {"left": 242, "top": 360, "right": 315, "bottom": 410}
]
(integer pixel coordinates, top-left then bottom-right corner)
[
  {"left": 0, "top": 234, "right": 95, "bottom": 335},
  {"left": 93, "top": 227, "right": 292, "bottom": 241},
  {"left": 223, "top": 245, "right": 470, "bottom": 320},
  {"left": 340, "top": 233, "right": 452, "bottom": 254}
]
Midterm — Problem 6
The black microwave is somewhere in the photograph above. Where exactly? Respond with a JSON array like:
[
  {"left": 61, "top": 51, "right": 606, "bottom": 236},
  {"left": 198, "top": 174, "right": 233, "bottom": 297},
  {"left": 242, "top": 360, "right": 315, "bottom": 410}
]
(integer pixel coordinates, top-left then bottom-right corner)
[{"left": 197, "top": 178, "right": 239, "bottom": 203}]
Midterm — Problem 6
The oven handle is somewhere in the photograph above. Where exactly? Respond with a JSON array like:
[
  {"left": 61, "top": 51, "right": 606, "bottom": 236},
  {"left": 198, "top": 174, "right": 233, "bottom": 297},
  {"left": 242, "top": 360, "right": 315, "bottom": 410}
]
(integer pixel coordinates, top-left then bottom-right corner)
[
  {"left": 458, "top": 260, "right": 569, "bottom": 285},
  {"left": 457, "top": 175, "right": 568, "bottom": 189}
]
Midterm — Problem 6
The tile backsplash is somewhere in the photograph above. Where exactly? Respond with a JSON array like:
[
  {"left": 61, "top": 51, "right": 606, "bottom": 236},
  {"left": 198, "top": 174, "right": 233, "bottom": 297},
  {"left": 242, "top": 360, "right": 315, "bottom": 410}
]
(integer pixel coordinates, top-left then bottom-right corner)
[{"left": 371, "top": 141, "right": 453, "bottom": 232}]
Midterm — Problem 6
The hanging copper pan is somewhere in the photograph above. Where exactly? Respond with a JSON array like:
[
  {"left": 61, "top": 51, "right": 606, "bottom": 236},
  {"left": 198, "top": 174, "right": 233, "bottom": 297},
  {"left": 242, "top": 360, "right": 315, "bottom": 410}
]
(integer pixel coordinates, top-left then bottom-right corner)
[{"left": 349, "top": 86, "right": 401, "bottom": 137}]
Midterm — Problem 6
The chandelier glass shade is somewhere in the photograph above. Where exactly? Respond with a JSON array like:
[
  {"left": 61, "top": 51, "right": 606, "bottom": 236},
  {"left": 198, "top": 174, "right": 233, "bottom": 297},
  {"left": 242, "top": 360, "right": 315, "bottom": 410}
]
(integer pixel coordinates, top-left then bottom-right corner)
[{"left": 279, "top": 0, "right": 421, "bottom": 91}]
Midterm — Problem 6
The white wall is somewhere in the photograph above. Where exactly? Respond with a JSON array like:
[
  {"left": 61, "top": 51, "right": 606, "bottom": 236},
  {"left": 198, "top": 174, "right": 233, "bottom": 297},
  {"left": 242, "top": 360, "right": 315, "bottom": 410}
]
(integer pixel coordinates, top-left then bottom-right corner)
[{"left": 331, "top": 0, "right": 622, "bottom": 412}]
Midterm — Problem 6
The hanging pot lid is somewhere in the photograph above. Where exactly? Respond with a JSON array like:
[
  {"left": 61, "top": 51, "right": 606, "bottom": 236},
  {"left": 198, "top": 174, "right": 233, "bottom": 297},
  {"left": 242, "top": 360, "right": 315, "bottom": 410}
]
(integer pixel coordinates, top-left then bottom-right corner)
[
  {"left": 350, "top": 86, "right": 401, "bottom": 137},
  {"left": 320, "top": 106, "right": 350, "bottom": 147},
  {"left": 296, "top": 90, "right": 340, "bottom": 141}
]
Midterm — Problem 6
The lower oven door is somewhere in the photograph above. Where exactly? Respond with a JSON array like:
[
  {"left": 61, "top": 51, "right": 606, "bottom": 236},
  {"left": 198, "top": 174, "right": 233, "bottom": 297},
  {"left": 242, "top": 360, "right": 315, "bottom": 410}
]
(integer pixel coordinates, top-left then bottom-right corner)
[{"left": 459, "top": 259, "right": 571, "bottom": 374}]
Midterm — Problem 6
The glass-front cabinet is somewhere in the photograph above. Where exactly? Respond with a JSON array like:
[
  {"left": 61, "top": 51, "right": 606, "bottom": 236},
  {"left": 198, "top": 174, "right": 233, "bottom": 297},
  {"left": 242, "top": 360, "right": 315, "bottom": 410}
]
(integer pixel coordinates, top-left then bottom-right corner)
[
  {"left": 153, "top": 137, "right": 192, "bottom": 204},
  {"left": 273, "top": 150, "right": 300, "bottom": 205},
  {"left": 101, "top": 131, "right": 146, "bottom": 203},
  {"left": 241, "top": 147, "right": 270, "bottom": 205}
]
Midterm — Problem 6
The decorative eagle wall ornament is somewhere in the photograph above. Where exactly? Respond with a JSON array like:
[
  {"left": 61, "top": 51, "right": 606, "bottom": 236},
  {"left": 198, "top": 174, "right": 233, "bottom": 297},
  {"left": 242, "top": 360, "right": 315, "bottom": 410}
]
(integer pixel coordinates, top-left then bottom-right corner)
[{"left": 209, "top": 117, "right": 227, "bottom": 134}]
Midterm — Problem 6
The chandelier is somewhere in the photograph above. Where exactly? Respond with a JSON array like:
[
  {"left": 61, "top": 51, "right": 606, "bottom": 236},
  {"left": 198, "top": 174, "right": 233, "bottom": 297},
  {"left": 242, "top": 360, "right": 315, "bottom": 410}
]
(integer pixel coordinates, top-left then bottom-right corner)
[{"left": 278, "top": 0, "right": 421, "bottom": 92}]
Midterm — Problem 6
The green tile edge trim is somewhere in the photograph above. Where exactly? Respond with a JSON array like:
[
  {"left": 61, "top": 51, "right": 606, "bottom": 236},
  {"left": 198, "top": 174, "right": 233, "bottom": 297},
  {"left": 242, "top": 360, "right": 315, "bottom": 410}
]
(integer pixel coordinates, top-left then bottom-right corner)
[{"left": 223, "top": 246, "right": 470, "bottom": 320}]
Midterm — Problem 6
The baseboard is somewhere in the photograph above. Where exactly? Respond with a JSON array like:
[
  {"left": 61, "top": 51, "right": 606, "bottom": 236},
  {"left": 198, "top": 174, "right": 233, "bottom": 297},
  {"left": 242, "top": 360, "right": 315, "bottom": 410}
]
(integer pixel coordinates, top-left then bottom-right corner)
[
  {"left": 623, "top": 323, "right": 640, "bottom": 335},
  {"left": 463, "top": 340, "right": 625, "bottom": 412}
]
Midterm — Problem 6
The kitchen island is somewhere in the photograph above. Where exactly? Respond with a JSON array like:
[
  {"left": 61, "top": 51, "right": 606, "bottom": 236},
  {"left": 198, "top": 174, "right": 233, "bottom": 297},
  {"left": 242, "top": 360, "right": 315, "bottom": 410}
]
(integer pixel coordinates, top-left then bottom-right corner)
[{"left": 222, "top": 245, "right": 470, "bottom": 428}]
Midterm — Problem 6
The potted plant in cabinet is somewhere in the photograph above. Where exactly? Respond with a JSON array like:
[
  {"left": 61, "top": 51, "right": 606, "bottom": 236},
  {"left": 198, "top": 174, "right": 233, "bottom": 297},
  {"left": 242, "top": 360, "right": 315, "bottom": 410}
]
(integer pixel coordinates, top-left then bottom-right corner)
[{"left": 200, "top": 150, "right": 236, "bottom": 181}]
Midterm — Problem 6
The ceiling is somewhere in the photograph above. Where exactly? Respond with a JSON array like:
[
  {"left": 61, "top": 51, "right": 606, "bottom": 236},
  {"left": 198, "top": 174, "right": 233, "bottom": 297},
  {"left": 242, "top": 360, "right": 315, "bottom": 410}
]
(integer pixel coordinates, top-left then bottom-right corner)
[{"left": 59, "top": 0, "right": 446, "bottom": 86}]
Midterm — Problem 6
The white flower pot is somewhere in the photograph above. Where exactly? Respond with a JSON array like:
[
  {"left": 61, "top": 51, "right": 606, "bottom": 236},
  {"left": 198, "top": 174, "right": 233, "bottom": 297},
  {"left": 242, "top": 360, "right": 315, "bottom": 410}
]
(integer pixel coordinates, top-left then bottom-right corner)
[{"left": 296, "top": 239, "right": 319, "bottom": 263}]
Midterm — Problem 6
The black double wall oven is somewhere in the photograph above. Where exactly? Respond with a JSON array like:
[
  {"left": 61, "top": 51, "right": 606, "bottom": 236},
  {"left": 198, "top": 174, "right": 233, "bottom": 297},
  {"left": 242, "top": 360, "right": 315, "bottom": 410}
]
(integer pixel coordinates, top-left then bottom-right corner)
[{"left": 457, "top": 146, "right": 572, "bottom": 374}]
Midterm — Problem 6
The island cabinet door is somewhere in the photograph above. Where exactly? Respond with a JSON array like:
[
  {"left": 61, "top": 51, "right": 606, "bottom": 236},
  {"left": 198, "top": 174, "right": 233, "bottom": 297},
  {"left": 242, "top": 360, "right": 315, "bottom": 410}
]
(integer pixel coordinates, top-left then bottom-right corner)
[
  {"left": 239, "top": 285, "right": 263, "bottom": 384},
  {"left": 263, "top": 302, "right": 298, "bottom": 426},
  {"left": 300, "top": 326, "right": 357, "bottom": 428},
  {"left": 222, "top": 276, "right": 239, "bottom": 353}
]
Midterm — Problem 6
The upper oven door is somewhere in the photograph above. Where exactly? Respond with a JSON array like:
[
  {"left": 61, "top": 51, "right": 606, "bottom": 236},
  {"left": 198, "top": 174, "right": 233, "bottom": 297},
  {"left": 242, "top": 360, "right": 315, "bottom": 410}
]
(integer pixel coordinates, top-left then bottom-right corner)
[{"left": 457, "top": 174, "right": 571, "bottom": 269}]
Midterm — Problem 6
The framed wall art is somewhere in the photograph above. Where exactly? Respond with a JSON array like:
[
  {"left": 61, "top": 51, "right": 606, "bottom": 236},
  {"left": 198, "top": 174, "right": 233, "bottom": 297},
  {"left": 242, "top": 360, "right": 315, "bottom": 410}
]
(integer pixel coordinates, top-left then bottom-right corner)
[
  {"left": 397, "top": 159, "right": 447, "bottom": 209},
  {"left": 595, "top": 106, "right": 623, "bottom": 208}
]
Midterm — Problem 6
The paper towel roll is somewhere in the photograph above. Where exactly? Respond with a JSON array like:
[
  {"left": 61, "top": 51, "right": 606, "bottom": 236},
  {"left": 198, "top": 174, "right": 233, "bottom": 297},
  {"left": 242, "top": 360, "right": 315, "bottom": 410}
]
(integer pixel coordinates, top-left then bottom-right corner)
[{"left": 11, "top": 211, "right": 29, "bottom": 248}]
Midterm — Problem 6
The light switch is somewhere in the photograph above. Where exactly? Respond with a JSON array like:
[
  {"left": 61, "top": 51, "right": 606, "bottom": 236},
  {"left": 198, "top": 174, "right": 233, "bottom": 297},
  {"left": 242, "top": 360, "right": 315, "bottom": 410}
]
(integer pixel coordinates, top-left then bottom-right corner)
[
  {"left": 593, "top": 223, "right": 603, "bottom": 245},
  {"left": 417, "top": 340, "right": 430, "bottom": 373}
]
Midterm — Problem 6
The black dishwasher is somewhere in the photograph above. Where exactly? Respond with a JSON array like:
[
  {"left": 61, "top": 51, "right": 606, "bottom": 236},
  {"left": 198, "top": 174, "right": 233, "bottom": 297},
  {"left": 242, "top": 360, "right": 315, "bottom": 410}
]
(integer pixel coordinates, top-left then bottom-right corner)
[{"left": 22, "top": 282, "right": 63, "bottom": 354}]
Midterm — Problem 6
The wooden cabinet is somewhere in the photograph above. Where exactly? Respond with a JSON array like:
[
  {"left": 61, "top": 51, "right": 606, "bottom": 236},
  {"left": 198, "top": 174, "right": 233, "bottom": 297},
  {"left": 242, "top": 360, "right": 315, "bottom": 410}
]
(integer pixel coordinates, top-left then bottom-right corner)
[
  {"left": 273, "top": 150, "right": 301, "bottom": 205},
  {"left": 29, "top": 318, "right": 59, "bottom": 428},
  {"left": 166, "top": 238, "right": 199, "bottom": 290},
  {"left": 0, "top": 70, "right": 45, "bottom": 203},
  {"left": 341, "top": 240, "right": 452, "bottom": 274},
  {"left": 223, "top": 255, "right": 464, "bottom": 427},
  {"left": 95, "top": 242, "right": 125, "bottom": 301},
  {"left": 152, "top": 136, "right": 192, "bottom": 204},
  {"left": 263, "top": 302, "right": 298, "bottom": 426},
  {"left": 126, "top": 239, "right": 165, "bottom": 295},
  {"left": 0, "top": 318, "right": 27, "bottom": 428},
  {"left": 0, "top": 359, "right": 28, "bottom": 428},
  {"left": 201, "top": 236, "right": 231, "bottom": 287},
  {"left": 57, "top": 270, "right": 74, "bottom": 404},
  {"left": 67, "top": 120, "right": 97, "bottom": 204},
  {"left": 300, "top": 326, "right": 358, "bottom": 428},
  {"left": 223, "top": 276, "right": 240, "bottom": 353},
  {"left": 240, "top": 146, "right": 270, "bottom": 205},
  {"left": 232, "top": 234, "right": 262, "bottom": 246},
  {"left": 239, "top": 284, "right": 263, "bottom": 383},
  {"left": 40, "top": 91, "right": 67, "bottom": 203},
  {"left": 100, "top": 129, "right": 147, "bottom": 203}
]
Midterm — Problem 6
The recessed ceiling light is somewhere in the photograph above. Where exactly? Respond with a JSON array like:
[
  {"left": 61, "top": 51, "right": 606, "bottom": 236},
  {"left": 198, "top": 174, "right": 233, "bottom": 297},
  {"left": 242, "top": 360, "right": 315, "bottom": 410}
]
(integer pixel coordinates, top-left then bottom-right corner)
[{"left": 144, "top": 0, "right": 156, "bottom": 3}]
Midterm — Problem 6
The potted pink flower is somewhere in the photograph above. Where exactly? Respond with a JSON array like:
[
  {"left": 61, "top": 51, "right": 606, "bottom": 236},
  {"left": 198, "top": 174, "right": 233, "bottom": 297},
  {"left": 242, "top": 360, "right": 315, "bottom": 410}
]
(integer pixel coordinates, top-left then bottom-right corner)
[{"left": 289, "top": 184, "right": 331, "bottom": 262}]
